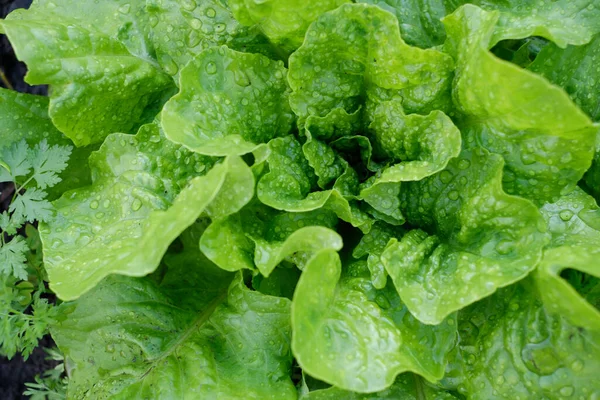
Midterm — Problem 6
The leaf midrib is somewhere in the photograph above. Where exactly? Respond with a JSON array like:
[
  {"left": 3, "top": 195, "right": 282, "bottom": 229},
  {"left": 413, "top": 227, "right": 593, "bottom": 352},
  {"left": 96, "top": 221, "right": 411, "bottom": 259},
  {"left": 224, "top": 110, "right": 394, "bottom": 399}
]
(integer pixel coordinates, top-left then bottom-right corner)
[{"left": 138, "top": 288, "right": 229, "bottom": 379}]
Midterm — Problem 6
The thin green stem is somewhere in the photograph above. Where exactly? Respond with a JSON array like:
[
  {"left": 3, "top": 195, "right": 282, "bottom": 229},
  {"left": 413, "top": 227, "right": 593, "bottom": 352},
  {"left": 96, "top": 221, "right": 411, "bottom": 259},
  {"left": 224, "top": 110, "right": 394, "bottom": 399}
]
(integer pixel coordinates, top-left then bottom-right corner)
[{"left": 15, "top": 175, "right": 36, "bottom": 195}]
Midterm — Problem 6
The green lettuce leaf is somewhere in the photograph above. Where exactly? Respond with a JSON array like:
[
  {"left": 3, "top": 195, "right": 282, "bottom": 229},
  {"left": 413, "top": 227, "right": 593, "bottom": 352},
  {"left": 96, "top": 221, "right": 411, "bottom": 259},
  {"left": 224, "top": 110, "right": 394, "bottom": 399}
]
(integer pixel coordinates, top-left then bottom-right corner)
[
  {"left": 453, "top": 278, "right": 600, "bottom": 399},
  {"left": 535, "top": 188, "right": 600, "bottom": 331},
  {"left": 292, "top": 251, "right": 457, "bottom": 392},
  {"left": 40, "top": 123, "right": 254, "bottom": 300},
  {"left": 528, "top": 34, "right": 600, "bottom": 122},
  {"left": 51, "top": 265, "right": 296, "bottom": 398},
  {"left": 161, "top": 46, "right": 294, "bottom": 156},
  {"left": 357, "top": 0, "right": 449, "bottom": 48},
  {"left": 447, "top": 0, "right": 600, "bottom": 47},
  {"left": 146, "top": 0, "right": 279, "bottom": 78},
  {"left": 381, "top": 148, "right": 547, "bottom": 324},
  {"left": 352, "top": 221, "right": 405, "bottom": 289},
  {"left": 200, "top": 204, "right": 341, "bottom": 276},
  {"left": 229, "top": 0, "right": 349, "bottom": 52},
  {"left": 288, "top": 3, "right": 454, "bottom": 132},
  {"left": 0, "top": 0, "right": 174, "bottom": 146},
  {"left": 443, "top": 5, "right": 597, "bottom": 204},
  {"left": 359, "top": 101, "right": 461, "bottom": 224},
  {"left": 0, "top": 88, "right": 95, "bottom": 198},
  {"left": 526, "top": 33, "right": 600, "bottom": 200},
  {"left": 257, "top": 136, "right": 373, "bottom": 232}
]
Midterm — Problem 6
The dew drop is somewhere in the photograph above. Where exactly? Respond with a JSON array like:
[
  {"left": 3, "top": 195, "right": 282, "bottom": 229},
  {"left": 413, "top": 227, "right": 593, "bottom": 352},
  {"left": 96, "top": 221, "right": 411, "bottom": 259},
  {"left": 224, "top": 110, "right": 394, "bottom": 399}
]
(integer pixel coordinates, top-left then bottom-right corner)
[
  {"left": 458, "top": 159, "right": 470, "bottom": 170},
  {"left": 448, "top": 190, "right": 459, "bottom": 200},
  {"left": 559, "top": 209, "right": 574, "bottom": 221},
  {"left": 149, "top": 15, "right": 159, "bottom": 27},
  {"left": 162, "top": 56, "right": 179, "bottom": 76},
  {"left": 187, "top": 30, "right": 201, "bottom": 47},
  {"left": 495, "top": 240, "right": 515, "bottom": 255},
  {"left": 131, "top": 199, "right": 142, "bottom": 211},
  {"left": 559, "top": 386, "right": 574, "bottom": 397},
  {"left": 181, "top": 0, "right": 196, "bottom": 11},
  {"left": 205, "top": 7, "right": 216, "bottom": 18},
  {"left": 90, "top": 200, "right": 99, "bottom": 210},
  {"left": 215, "top": 23, "right": 226, "bottom": 33},
  {"left": 205, "top": 61, "right": 217, "bottom": 74},
  {"left": 190, "top": 18, "right": 203, "bottom": 30},
  {"left": 571, "top": 359, "right": 584, "bottom": 371},
  {"left": 118, "top": 3, "right": 130, "bottom": 14},
  {"left": 439, "top": 170, "right": 453, "bottom": 184}
]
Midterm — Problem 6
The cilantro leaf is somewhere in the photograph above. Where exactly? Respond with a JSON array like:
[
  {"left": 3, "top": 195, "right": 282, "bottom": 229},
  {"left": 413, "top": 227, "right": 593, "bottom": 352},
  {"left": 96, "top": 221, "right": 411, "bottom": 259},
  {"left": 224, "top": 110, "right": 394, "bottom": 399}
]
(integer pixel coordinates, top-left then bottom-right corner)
[
  {"left": 9, "top": 188, "right": 53, "bottom": 224},
  {"left": 30, "top": 139, "right": 72, "bottom": 190},
  {"left": 0, "top": 140, "right": 32, "bottom": 182},
  {"left": 0, "top": 237, "right": 29, "bottom": 280}
]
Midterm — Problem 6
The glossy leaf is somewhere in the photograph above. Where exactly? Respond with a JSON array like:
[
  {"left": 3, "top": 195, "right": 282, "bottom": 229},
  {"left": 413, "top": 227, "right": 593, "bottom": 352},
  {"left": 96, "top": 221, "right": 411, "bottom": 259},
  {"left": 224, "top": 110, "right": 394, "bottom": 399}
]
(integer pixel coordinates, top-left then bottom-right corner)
[
  {"left": 161, "top": 46, "right": 294, "bottom": 156},
  {"left": 146, "top": 0, "right": 278, "bottom": 78},
  {"left": 257, "top": 136, "right": 373, "bottom": 232},
  {"left": 357, "top": 0, "right": 449, "bottom": 48},
  {"left": 229, "top": 0, "right": 349, "bottom": 52},
  {"left": 40, "top": 123, "right": 254, "bottom": 300},
  {"left": 352, "top": 222, "right": 404, "bottom": 289},
  {"left": 444, "top": 5, "right": 597, "bottom": 204},
  {"left": 288, "top": 3, "right": 454, "bottom": 132},
  {"left": 454, "top": 278, "right": 600, "bottom": 399},
  {"left": 359, "top": 101, "right": 461, "bottom": 223},
  {"left": 382, "top": 149, "right": 547, "bottom": 324},
  {"left": 52, "top": 266, "right": 296, "bottom": 399},
  {"left": 447, "top": 0, "right": 600, "bottom": 47},
  {"left": 292, "top": 251, "right": 457, "bottom": 392},
  {"left": 535, "top": 188, "right": 600, "bottom": 331},
  {"left": 200, "top": 204, "right": 341, "bottom": 276},
  {"left": 529, "top": 34, "right": 600, "bottom": 122},
  {"left": 0, "top": 1, "right": 174, "bottom": 146}
]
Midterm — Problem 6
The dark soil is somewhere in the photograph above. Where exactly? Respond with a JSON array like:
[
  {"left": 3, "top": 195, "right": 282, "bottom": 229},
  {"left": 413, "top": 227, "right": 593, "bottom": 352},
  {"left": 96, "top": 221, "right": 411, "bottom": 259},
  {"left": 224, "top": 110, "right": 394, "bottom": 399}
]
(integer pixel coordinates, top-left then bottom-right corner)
[{"left": 1, "top": 1, "right": 57, "bottom": 399}]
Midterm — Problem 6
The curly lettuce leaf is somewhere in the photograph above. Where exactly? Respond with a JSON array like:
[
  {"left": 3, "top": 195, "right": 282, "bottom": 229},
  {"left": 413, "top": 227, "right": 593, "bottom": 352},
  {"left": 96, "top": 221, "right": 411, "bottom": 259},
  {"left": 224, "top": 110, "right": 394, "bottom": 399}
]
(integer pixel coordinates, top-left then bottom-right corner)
[
  {"left": 288, "top": 3, "right": 454, "bottom": 132},
  {"left": 453, "top": 278, "right": 600, "bottom": 399},
  {"left": 0, "top": 88, "right": 95, "bottom": 199},
  {"left": 302, "top": 373, "right": 459, "bottom": 399},
  {"left": 292, "top": 252, "right": 457, "bottom": 392},
  {"left": 528, "top": 34, "right": 600, "bottom": 122},
  {"left": 443, "top": 5, "right": 597, "bottom": 204},
  {"left": 258, "top": 136, "right": 373, "bottom": 232},
  {"left": 161, "top": 46, "right": 294, "bottom": 156},
  {"left": 380, "top": 148, "right": 547, "bottom": 324},
  {"left": 229, "top": 0, "right": 349, "bottom": 52},
  {"left": 201, "top": 205, "right": 341, "bottom": 276},
  {"left": 357, "top": 0, "right": 449, "bottom": 48},
  {"left": 448, "top": 0, "right": 600, "bottom": 47},
  {"left": 535, "top": 188, "right": 600, "bottom": 331},
  {"left": 52, "top": 264, "right": 296, "bottom": 399},
  {"left": 352, "top": 222, "right": 405, "bottom": 289},
  {"left": 359, "top": 101, "right": 461, "bottom": 223},
  {"left": 525, "top": 33, "right": 600, "bottom": 200},
  {"left": 40, "top": 123, "right": 254, "bottom": 300},
  {"left": 1, "top": 0, "right": 174, "bottom": 146},
  {"left": 146, "top": 0, "right": 280, "bottom": 78}
]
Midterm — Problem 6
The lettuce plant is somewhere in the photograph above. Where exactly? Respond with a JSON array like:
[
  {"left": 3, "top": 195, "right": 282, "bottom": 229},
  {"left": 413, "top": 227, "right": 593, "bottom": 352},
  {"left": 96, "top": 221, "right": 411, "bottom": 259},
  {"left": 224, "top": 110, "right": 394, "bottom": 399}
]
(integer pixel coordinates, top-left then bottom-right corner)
[{"left": 1, "top": 0, "right": 599, "bottom": 398}]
